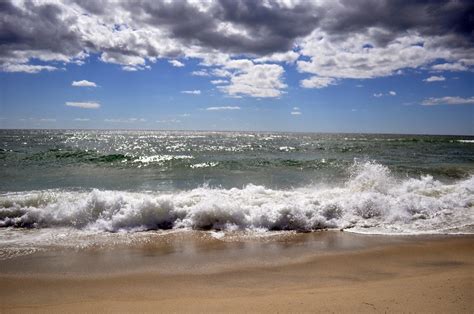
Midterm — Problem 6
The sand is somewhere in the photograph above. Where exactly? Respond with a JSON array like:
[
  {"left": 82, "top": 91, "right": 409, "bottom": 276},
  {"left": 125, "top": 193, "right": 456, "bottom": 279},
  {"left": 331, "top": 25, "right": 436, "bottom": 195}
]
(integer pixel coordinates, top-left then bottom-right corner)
[{"left": 0, "top": 233, "right": 472, "bottom": 313}]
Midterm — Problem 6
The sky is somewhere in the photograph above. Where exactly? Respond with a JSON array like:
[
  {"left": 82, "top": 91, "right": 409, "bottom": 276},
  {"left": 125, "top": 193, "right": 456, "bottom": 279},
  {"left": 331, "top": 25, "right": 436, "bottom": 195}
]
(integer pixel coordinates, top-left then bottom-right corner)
[{"left": 0, "top": 0, "right": 473, "bottom": 135}]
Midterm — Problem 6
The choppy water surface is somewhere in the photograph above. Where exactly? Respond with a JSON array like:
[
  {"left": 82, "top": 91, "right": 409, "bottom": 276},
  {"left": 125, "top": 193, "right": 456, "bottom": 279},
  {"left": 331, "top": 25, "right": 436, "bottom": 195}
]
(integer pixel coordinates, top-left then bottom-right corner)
[
  {"left": 2, "top": 130, "right": 473, "bottom": 191},
  {"left": 0, "top": 130, "right": 473, "bottom": 258}
]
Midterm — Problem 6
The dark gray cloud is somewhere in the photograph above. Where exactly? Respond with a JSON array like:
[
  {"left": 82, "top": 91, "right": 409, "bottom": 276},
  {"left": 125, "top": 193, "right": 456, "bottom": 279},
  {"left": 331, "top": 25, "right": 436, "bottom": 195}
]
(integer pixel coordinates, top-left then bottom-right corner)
[
  {"left": 121, "top": 0, "right": 321, "bottom": 55},
  {"left": 0, "top": 1, "right": 83, "bottom": 60},
  {"left": 320, "top": 0, "right": 474, "bottom": 47},
  {"left": 0, "top": 0, "right": 472, "bottom": 72},
  {"left": 71, "top": 0, "right": 108, "bottom": 15}
]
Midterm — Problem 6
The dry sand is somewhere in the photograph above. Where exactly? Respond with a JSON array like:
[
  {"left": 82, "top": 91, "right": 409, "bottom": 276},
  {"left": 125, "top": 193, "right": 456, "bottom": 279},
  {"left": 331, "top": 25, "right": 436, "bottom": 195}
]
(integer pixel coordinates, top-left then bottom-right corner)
[{"left": 0, "top": 233, "right": 472, "bottom": 313}]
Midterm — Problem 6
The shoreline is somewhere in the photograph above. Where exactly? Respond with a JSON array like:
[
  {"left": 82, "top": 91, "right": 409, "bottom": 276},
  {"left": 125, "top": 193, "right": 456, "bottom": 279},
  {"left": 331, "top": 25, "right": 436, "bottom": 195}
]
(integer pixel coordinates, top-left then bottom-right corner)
[{"left": 1, "top": 232, "right": 472, "bottom": 312}]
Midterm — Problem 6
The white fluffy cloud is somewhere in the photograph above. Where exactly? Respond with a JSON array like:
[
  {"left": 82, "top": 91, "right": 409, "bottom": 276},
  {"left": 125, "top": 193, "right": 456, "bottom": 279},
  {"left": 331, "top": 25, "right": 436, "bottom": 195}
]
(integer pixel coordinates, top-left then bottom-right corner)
[
  {"left": 300, "top": 76, "right": 336, "bottom": 89},
  {"left": 291, "top": 111, "right": 302, "bottom": 115},
  {"left": 431, "top": 63, "right": 468, "bottom": 72},
  {"left": 191, "top": 70, "right": 210, "bottom": 77},
  {"left": 72, "top": 80, "right": 97, "bottom": 87},
  {"left": 65, "top": 101, "right": 101, "bottom": 109},
  {"left": 181, "top": 90, "right": 201, "bottom": 95},
  {"left": 299, "top": 32, "right": 431, "bottom": 80},
  {"left": 210, "top": 79, "right": 227, "bottom": 85},
  {"left": 424, "top": 76, "right": 446, "bottom": 82},
  {"left": 217, "top": 60, "right": 287, "bottom": 98},
  {"left": 254, "top": 51, "right": 300, "bottom": 64},
  {"left": 422, "top": 96, "right": 474, "bottom": 106},
  {"left": 205, "top": 106, "right": 241, "bottom": 111},
  {"left": 100, "top": 52, "right": 150, "bottom": 72},
  {"left": 169, "top": 60, "right": 185, "bottom": 67},
  {"left": 297, "top": 31, "right": 472, "bottom": 88}
]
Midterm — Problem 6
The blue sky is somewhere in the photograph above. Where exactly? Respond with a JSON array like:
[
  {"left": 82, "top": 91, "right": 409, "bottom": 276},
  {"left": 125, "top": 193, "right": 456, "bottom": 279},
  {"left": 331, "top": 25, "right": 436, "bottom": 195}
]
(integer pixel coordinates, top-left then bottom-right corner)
[{"left": 0, "top": 0, "right": 473, "bottom": 135}]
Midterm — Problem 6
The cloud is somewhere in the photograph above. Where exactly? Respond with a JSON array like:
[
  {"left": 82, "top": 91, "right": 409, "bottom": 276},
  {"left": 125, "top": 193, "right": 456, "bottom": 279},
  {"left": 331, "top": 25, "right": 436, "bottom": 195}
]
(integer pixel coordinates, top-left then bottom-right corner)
[
  {"left": 39, "top": 118, "right": 56, "bottom": 122},
  {"left": 298, "top": 33, "right": 446, "bottom": 80},
  {"left": 205, "top": 106, "right": 241, "bottom": 111},
  {"left": 293, "top": 107, "right": 300, "bottom": 110},
  {"left": 424, "top": 76, "right": 446, "bottom": 82},
  {"left": 156, "top": 119, "right": 181, "bottom": 123},
  {"left": 210, "top": 79, "right": 227, "bottom": 85},
  {"left": 191, "top": 70, "right": 210, "bottom": 76},
  {"left": 74, "top": 118, "right": 90, "bottom": 121},
  {"left": 100, "top": 52, "right": 149, "bottom": 71},
  {"left": 296, "top": 1, "right": 473, "bottom": 82},
  {"left": 291, "top": 111, "right": 302, "bottom": 115},
  {"left": 105, "top": 118, "right": 146, "bottom": 123},
  {"left": 1, "top": 0, "right": 472, "bottom": 92},
  {"left": 254, "top": 51, "right": 300, "bottom": 64},
  {"left": 65, "top": 101, "right": 101, "bottom": 109},
  {"left": 217, "top": 60, "right": 287, "bottom": 98},
  {"left": 120, "top": 0, "right": 320, "bottom": 56},
  {"left": 169, "top": 60, "right": 184, "bottom": 67},
  {"left": 374, "top": 91, "right": 396, "bottom": 97},
  {"left": 431, "top": 63, "right": 468, "bottom": 72},
  {"left": 422, "top": 96, "right": 474, "bottom": 106},
  {"left": 181, "top": 90, "right": 201, "bottom": 95},
  {"left": 1, "top": 63, "right": 58, "bottom": 73},
  {"left": 300, "top": 76, "right": 337, "bottom": 89},
  {"left": 72, "top": 80, "right": 97, "bottom": 87}
]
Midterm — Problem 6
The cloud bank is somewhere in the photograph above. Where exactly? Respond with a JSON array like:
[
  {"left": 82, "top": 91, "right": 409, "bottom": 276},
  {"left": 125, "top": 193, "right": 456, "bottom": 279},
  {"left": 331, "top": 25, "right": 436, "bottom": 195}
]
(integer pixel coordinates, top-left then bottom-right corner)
[
  {"left": 1, "top": 0, "right": 473, "bottom": 98},
  {"left": 422, "top": 96, "right": 474, "bottom": 106}
]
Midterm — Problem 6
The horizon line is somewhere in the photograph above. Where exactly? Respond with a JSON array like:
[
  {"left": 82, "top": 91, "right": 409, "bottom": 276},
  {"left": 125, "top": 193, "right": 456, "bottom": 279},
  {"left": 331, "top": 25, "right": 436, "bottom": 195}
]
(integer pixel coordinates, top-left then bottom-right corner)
[{"left": 0, "top": 128, "right": 473, "bottom": 137}]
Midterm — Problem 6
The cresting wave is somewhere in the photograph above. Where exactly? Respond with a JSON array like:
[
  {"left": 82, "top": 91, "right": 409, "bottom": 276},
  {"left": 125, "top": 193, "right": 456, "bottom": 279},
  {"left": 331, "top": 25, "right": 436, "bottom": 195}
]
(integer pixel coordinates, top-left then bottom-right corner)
[{"left": 0, "top": 162, "right": 473, "bottom": 235}]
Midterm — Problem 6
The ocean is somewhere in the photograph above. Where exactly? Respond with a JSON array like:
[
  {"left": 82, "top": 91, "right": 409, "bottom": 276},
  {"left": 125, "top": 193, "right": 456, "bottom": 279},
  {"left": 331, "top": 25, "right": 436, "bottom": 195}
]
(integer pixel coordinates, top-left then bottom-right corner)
[{"left": 0, "top": 129, "right": 473, "bottom": 259}]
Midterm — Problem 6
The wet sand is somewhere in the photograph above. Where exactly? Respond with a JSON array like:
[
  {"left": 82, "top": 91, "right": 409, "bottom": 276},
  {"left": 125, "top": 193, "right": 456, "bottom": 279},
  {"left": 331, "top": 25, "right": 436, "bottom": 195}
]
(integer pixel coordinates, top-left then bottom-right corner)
[{"left": 0, "top": 232, "right": 472, "bottom": 313}]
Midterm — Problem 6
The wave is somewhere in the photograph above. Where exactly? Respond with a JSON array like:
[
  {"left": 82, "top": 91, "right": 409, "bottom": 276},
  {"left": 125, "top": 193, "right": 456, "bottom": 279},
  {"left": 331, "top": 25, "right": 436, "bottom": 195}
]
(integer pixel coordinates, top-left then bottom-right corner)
[
  {"left": 0, "top": 161, "right": 473, "bottom": 235},
  {"left": 25, "top": 149, "right": 128, "bottom": 163},
  {"left": 21, "top": 149, "right": 195, "bottom": 167}
]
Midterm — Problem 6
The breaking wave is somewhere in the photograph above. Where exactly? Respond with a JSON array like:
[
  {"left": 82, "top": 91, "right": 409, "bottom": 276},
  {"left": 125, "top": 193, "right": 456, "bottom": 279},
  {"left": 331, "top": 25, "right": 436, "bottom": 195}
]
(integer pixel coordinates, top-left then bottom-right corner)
[{"left": 0, "top": 161, "right": 472, "bottom": 235}]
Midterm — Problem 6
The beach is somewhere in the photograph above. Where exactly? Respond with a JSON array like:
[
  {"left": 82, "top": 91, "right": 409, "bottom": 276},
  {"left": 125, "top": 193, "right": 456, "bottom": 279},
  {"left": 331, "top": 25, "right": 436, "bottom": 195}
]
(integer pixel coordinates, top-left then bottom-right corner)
[
  {"left": 0, "top": 130, "right": 473, "bottom": 312},
  {"left": 1, "top": 232, "right": 472, "bottom": 313},
  {"left": 2, "top": 0, "right": 474, "bottom": 312}
]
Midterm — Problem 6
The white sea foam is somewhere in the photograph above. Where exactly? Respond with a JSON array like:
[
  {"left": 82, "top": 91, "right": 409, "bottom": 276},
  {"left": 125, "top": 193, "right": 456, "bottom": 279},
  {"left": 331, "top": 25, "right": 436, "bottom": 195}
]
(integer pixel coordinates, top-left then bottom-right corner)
[
  {"left": 0, "top": 162, "right": 472, "bottom": 235},
  {"left": 457, "top": 139, "right": 474, "bottom": 143},
  {"left": 279, "top": 146, "right": 295, "bottom": 151},
  {"left": 132, "top": 154, "right": 193, "bottom": 165},
  {"left": 190, "top": 162, "right": 219, "bottom": 169}
]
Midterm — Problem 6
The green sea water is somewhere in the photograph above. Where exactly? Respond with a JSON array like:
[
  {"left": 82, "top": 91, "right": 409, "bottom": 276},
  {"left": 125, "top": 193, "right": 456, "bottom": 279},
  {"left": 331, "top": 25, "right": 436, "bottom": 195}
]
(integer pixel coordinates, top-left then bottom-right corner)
[{"left": 1, "top": 129, "right": 473, "bottom": 192}]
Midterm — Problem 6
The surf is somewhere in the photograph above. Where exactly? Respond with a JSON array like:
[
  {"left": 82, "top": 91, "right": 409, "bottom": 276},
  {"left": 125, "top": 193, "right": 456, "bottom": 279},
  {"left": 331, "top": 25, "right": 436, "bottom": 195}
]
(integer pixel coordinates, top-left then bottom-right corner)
[{"left": 1, "top": 161, "right": 472, "bottom": 235}]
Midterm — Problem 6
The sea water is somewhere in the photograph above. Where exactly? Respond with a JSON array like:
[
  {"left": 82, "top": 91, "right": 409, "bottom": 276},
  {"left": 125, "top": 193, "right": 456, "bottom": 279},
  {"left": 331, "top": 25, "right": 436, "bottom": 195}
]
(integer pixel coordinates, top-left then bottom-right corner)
[{"left": 0, "top": 130, "right": 473, "bottom": 259}]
